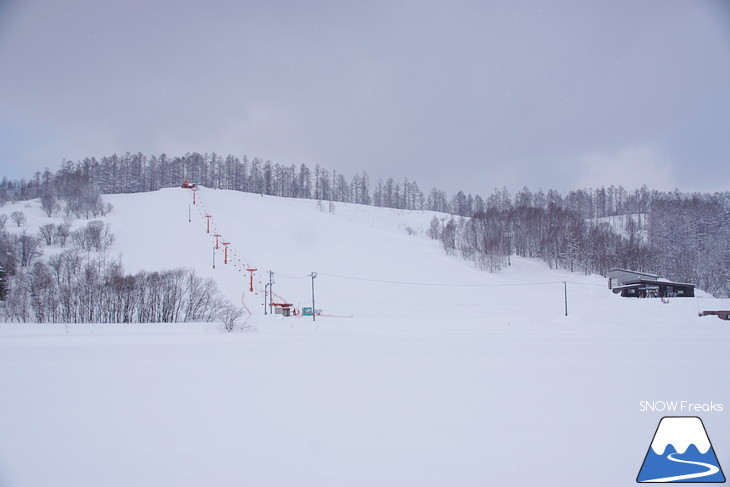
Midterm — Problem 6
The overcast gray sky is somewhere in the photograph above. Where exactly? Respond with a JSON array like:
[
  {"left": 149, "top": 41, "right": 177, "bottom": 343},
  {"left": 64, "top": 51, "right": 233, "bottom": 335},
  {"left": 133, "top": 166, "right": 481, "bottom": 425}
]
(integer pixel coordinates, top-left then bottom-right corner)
[{"left": 1, "top": 0, "right": 729, "bottom": 195}]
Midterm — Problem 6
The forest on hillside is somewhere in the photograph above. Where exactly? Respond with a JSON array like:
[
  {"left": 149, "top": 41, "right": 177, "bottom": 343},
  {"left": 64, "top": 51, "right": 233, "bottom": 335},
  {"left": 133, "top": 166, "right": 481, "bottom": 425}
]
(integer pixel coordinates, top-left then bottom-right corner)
[{"left": 1, "top": 152, "right": 728, "bottom": 298}]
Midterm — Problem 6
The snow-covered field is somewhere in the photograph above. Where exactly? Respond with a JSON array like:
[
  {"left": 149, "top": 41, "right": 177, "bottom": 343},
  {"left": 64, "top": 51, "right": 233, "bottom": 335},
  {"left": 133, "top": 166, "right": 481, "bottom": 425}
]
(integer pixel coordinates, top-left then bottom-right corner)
[{"left": 1, "top": 188, "right": 729, "bottom": 486}]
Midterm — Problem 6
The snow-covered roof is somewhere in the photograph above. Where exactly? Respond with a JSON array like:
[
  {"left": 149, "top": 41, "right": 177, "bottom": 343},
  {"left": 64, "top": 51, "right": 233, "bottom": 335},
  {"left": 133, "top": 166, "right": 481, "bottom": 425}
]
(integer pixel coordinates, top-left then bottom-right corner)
[{"left": 608, "top": 268, "right": 658, "bottom": 278}]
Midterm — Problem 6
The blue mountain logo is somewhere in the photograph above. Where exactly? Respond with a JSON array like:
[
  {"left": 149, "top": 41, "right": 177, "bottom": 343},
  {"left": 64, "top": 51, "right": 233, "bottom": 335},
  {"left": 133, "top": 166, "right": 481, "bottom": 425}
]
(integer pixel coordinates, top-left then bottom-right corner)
[{"left": 637, "top": 416, "right": 725, "bottom": 483}]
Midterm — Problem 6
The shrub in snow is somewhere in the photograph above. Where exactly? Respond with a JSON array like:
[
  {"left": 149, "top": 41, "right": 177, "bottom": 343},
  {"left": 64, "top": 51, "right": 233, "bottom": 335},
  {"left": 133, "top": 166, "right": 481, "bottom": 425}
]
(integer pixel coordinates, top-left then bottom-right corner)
[{"left": 71, "top": 221, "right": 114, "bottom": 252}]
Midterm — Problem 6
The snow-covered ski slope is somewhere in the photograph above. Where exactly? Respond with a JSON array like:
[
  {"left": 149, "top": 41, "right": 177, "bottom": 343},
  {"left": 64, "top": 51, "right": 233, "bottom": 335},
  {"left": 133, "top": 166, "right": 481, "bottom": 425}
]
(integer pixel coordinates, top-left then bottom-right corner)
[
  {"left": 1, "top": 187, "right": 729, "bottom": 487},
  {"left": 93, "top": 187, "right": 724, "bottom": 327}
]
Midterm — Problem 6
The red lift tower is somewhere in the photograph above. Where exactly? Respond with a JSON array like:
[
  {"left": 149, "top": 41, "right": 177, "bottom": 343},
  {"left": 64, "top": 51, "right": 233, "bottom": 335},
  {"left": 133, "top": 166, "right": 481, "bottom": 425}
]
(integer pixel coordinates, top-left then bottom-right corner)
[
  {"left": 222, "top": 242, "right": 231, "bottom": 264},
  {"left": 191, "top": 186, "right": 197, "bottom": 205},
  {"left": 213, "top": 234, "right": 222, "bottom": 249},
  {"left": 205, "top": 214, "right": 212, "bottom": 233},
  {"left": 246, "top": 268, "right": 257, "bottom": 292}
]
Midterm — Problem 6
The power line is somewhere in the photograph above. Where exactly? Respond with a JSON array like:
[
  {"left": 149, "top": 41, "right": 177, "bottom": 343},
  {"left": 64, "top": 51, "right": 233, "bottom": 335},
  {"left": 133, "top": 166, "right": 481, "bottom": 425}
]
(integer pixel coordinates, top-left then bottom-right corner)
[
  {"left": 277, "top": 273, "right": 312, "bottom": 280},
  {"left": 317, "top": 272, "right": 599, "bottom": 288},
  {"left": 324, "top": 295, "right": 563, "bottom": 308},
  {"left": 565, "top": 281, "right": 606, "bottom": 288}
]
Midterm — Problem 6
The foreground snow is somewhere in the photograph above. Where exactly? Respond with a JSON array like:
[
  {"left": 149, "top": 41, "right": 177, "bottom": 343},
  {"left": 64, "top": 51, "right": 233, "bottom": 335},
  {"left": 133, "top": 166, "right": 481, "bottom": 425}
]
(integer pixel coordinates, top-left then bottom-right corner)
[
  {"left": 1, "top": 318, "right": 729, "bottom": 487},
  {"left": 1, "top": 188, "right": 729, "bottom": 486}
]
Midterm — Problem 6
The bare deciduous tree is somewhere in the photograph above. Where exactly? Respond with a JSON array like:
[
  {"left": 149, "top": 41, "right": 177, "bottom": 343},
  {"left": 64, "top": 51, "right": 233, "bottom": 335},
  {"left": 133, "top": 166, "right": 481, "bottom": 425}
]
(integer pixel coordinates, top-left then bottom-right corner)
[
  {"left": 11, "top": 211, "right": 26, "bottom": 227},
  {"left": 55, "top": 221, "right": 71, "bottom": 246},
  {"left": 14, "top": 232, "right": 42, "bottom": 267},
  {"left": 38, "top": 223, "right": 56, "bottom": 246},
  {"left": 40, "top": 192, "right": 58, "bottom": 217}
]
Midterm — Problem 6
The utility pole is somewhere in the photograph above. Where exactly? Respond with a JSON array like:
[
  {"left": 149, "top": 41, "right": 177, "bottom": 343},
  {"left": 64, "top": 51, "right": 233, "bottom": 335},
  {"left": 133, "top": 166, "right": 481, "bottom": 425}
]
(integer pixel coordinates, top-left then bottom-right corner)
[
  {"left": 212, "top": 246, "right": 216, "bottom": 269},
  {"left": 269, "top": 271, "right": 274, "bottom": 315},
  {"left": 188, "top": 204, "right": 191, "bottom": 223},
  {"left": 264, "top": 283, "right": 269, "bottom": 315},
  {"left": 311, "top": 272, "right": 317, "bottom": 322}
]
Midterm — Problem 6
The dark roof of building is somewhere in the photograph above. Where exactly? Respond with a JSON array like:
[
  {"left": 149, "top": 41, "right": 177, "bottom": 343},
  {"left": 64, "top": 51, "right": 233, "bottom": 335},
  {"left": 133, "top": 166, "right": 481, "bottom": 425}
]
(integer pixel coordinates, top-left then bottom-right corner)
[{"left": 618, "top": 278, "right": 695, "bottom": 288}]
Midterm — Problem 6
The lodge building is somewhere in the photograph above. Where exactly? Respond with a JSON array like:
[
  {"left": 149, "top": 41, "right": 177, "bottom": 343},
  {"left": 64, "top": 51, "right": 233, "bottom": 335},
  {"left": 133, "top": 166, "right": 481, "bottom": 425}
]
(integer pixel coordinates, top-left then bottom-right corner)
[{"left": 607, "top": 268, "right": 695, "bottom": 298}]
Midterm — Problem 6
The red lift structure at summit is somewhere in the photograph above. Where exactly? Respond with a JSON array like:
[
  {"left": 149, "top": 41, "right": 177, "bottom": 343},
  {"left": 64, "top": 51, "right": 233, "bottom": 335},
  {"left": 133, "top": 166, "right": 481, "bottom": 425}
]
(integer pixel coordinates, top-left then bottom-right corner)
[{"left": 181, "top": 178, "right": 197, "bottom": 189}]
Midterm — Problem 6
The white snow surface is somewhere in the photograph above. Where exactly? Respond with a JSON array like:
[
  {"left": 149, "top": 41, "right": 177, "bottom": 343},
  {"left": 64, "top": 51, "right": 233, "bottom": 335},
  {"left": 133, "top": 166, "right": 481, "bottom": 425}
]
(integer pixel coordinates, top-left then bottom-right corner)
[
  {"left": 1, "top": 187, "right": 729, "bottom": 487},
  {"left": 651, "top": 417, "right": 711, "bottom": 455}
]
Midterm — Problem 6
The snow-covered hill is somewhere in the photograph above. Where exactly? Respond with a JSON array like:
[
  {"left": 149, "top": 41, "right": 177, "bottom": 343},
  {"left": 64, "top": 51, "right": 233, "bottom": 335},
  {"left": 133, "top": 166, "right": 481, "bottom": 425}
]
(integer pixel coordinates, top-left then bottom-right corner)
[
  {"left": 99, "top": 187, "right": 720, "bottom": 327},
  {"left": 1, "top": 187, "right": 729, "bottom": 487}
]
